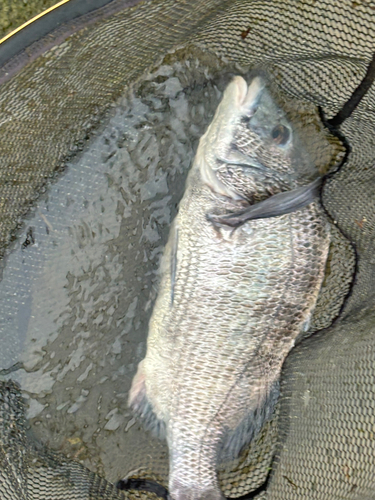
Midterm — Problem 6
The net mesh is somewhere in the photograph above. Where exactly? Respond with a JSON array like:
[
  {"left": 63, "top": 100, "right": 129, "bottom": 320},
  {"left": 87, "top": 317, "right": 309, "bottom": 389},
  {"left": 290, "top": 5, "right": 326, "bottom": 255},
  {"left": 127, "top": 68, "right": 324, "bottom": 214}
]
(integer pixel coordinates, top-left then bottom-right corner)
[{"left": 0, "top": 0, "right": 374, "bottom": 499}]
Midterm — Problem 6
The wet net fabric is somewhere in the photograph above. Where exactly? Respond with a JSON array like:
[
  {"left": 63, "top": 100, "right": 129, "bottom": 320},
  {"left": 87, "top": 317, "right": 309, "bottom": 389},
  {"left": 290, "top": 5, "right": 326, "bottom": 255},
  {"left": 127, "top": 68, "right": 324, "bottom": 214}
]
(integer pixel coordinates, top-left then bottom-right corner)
[
  {"left": 0, "top": 381, "right": 127, "bottom": 500},
  {"left": 0, "top": 0, "right": 374, "bottom": 499}
]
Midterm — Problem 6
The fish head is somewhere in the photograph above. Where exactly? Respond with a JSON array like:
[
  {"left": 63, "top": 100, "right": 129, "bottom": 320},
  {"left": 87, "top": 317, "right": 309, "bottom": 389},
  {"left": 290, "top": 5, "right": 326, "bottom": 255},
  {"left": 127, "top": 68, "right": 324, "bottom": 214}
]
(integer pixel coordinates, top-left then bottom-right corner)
[{"left": 197, "top": 75, "right": 317, "bottom": 201}]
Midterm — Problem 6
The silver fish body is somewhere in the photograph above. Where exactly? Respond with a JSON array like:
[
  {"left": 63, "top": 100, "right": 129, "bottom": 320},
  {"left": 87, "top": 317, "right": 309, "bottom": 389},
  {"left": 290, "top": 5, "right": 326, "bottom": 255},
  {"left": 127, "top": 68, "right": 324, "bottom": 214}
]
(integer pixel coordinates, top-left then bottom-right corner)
[{"left": 129, "top": 76, "right": 331, "bottom": 500}]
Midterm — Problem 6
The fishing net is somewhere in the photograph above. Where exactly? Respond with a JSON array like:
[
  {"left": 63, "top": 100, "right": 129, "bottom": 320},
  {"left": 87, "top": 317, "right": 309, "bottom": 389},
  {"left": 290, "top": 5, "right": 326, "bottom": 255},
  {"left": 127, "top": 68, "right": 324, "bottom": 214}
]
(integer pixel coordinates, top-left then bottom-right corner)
[{"left": 0, "top": 0, "right": 374, "bottom": 499}]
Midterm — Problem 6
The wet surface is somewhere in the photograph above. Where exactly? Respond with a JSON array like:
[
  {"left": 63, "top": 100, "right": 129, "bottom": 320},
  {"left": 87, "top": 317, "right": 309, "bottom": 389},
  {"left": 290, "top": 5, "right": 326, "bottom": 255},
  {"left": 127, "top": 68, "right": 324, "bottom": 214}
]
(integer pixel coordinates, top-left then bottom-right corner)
[{"left": 0, "top": 50, "right": 235, "bottom": 482}]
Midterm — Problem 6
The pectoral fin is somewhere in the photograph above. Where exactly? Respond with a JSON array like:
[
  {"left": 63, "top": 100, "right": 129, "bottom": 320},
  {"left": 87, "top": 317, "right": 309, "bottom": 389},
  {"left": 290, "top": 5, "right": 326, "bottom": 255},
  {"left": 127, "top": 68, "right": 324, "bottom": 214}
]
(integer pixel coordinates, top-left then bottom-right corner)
[{"left": 208, "top": 178, "right": 321, "bottom": 228}]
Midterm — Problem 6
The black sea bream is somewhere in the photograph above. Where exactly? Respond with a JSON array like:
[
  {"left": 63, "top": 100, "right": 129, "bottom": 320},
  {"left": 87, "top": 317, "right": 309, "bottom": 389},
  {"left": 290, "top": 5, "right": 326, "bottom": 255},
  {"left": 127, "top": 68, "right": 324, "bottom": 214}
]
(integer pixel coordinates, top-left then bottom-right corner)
[{"left": 129, "top": 76, "right": 330, "bottom": 500}]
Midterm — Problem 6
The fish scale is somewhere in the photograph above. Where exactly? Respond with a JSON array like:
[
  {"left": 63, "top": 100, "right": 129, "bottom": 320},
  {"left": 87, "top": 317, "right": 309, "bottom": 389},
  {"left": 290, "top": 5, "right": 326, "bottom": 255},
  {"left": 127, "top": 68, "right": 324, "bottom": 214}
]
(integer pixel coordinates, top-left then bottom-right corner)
[{"left": 129, "top": 76, "right": 331, "bottom": 500}]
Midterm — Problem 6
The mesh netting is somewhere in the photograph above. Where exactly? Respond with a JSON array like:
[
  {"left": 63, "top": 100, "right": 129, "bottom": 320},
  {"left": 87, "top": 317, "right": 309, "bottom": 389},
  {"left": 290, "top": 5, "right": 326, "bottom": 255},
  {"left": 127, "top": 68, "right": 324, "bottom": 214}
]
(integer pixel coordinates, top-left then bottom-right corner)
[{"left": 0, "top": 0, "right": 374, "bottom": 499}]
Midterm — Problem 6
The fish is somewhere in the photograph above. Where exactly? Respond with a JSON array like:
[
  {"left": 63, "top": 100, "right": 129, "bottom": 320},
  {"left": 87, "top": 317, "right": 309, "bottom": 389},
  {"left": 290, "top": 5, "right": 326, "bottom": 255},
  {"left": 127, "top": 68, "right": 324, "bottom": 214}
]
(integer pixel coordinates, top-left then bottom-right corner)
[{"left": 129, "top": 75, "right": 331, "bottom": 500}]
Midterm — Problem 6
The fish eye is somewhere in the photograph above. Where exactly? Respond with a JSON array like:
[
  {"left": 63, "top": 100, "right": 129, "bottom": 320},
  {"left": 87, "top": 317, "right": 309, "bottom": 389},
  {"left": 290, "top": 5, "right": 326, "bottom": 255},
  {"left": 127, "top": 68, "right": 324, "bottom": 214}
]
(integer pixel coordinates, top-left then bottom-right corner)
[{"left": 271, "top": 124, "right": 290, "bottom": 145}]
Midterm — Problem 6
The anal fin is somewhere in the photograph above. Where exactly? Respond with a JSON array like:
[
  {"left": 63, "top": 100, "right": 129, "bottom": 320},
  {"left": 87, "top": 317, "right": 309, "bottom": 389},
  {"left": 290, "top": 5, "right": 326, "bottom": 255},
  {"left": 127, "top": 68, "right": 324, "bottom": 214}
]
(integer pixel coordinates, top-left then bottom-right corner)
[{"left": 128, "top": 361, "right": 166, "bottom": 440}]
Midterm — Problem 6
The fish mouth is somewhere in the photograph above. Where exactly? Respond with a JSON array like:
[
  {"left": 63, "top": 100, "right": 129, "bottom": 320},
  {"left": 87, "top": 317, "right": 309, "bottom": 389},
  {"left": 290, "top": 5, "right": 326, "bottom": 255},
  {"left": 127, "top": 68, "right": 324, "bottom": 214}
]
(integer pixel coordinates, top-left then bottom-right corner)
[
  {"left": 215, "top": 76, "right": 267, "bottom": 172},
  {"left": 233, "top": 75, "right": 265, "bottom": 113}
]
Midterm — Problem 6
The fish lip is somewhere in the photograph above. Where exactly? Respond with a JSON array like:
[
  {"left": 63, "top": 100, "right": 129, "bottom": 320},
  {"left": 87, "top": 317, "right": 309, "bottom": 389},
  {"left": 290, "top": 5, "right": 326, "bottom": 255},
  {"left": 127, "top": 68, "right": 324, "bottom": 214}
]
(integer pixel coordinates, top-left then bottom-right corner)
[
  {"left": 234, "top": 75, "right": 265, "bottom": 112},
  {"left": 232, "top": 76, "right": 248, "bottom": 107}
]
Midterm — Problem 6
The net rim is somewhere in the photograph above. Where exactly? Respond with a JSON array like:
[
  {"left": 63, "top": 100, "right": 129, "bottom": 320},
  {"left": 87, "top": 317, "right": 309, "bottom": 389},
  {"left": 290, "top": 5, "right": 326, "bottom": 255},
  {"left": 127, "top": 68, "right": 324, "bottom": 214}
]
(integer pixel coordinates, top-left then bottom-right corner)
[{"left": 0, "top": 0, "right": 145, "bottom": 85}]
